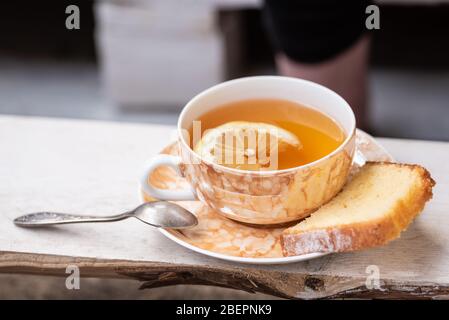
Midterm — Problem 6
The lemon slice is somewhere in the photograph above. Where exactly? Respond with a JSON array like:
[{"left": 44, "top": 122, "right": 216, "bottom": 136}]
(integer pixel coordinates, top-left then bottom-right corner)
[{"left": 194, "top": 121, "right": 302, "bottom": 170}]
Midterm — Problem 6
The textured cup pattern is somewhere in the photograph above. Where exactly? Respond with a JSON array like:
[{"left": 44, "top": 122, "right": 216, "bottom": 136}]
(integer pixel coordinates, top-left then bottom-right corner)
[{"left": 178, "top": 133, "right": 355, "bottom": 225}]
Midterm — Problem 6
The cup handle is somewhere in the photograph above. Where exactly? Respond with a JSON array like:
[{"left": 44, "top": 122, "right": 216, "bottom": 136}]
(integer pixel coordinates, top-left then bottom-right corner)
[{"left": 140, "top": 154, "right": 196, "bottom": 201}]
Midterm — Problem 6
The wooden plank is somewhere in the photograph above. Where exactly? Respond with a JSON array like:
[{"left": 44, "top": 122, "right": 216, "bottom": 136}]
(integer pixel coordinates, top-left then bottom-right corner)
[{"left": 0, "top": 115, "right": 448, "bottom": 299}]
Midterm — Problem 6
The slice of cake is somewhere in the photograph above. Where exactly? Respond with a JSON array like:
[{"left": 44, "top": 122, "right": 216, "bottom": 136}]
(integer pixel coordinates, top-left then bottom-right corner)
[{"left": 281, "top": 162, "right": 435, "bottom": 256}]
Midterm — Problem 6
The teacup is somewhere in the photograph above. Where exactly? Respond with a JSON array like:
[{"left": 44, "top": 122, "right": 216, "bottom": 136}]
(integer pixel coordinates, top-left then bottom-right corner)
[{"left": 141, "top": 76, "right": 356, "bottom": 225}]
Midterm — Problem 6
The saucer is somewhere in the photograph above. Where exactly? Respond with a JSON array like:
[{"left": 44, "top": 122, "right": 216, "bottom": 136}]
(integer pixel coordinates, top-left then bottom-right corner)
[{"left": 140, "top": 130, "right": 394, "bottom": 264}]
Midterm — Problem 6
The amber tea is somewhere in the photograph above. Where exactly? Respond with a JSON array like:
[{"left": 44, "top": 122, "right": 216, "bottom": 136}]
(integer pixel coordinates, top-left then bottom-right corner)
[{"left": 189, "top": 99, "right": 345, "bottom": 170}]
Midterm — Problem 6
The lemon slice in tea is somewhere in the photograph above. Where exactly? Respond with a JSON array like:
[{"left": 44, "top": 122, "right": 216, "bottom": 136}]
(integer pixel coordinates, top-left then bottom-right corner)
[{"left": 194, "top": 121, "right": 302, "bottom": 170}]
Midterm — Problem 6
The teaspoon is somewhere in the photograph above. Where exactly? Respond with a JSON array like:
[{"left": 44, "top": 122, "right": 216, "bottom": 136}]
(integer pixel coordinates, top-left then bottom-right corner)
[{"left": 13, "top": 201, "right": 198, "bottom": 229}]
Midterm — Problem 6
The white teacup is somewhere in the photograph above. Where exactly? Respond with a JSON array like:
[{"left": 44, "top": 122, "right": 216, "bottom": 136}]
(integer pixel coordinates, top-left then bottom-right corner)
[{"left": 141, "top": 76, "right": 356, "bottom": 225}]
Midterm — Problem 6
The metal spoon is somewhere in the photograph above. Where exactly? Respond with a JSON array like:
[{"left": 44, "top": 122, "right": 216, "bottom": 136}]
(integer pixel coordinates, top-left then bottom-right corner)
[{"left": 13, "top": 201, "right": 198, "bottom": 229}]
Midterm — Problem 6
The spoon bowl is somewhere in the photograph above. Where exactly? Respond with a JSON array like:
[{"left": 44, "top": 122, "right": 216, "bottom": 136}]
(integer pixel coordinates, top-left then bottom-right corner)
[{"left": 132, "top": 201, "right": 198, "bottom": 229}]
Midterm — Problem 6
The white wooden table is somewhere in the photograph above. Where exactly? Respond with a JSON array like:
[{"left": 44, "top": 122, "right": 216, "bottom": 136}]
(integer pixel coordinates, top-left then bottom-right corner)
[{"left": 1, "top": 115, "right": 448, "bottom": 299}]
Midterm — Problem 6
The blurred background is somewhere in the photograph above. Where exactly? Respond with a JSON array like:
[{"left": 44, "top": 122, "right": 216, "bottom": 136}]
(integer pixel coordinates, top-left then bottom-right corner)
[
  {"left": 1, "top": 0, "right": 449, "bottom": 139},
  {"left": 1, "top": 0, "right": 448, "bottom": 299}
]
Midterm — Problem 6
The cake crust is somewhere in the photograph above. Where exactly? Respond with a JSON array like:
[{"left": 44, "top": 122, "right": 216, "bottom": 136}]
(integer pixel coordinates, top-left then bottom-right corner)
[{"left": 281, "top": 162, "right": 435, "bottom": 256}]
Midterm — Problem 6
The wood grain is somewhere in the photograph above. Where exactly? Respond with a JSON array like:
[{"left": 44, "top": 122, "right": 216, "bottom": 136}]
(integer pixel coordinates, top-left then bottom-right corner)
[{"left": 1, "top": 115, "right": 448, "bottom": 299}]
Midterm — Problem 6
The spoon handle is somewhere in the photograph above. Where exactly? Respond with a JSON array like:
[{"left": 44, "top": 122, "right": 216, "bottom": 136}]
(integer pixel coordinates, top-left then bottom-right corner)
[{"left": 14, "top": 212, "right": 129, "bottom": 227}]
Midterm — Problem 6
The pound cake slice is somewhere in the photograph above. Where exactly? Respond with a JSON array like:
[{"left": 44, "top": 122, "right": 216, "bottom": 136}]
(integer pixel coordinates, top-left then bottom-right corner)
[{"left": 281, "top": 162, "right": 435, "bottom": 256}]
